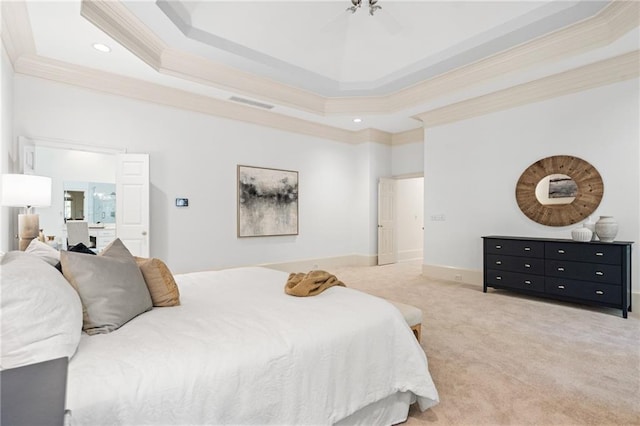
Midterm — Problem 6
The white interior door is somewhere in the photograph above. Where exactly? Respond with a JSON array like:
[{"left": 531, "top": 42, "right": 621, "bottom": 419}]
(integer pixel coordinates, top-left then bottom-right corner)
[
  {"left": 116, "top": 154, "right": 149, "bottom": 257},
  {"left": 377, "top": 177, "right": 397, "bottom": 265}
]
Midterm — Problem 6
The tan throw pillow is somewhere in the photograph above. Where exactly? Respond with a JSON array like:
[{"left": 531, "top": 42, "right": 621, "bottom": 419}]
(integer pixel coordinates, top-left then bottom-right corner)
[
  {"left": 134, "top": 257, "right": 180, "bottom": 307},
  {"left": 61, "top": 239, "right": 152, "bottom": 335}
]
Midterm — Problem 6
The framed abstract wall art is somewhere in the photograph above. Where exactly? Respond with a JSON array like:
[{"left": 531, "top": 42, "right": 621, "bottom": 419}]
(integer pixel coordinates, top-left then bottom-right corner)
[{"left": 237, "top": 165, "right": 299, "bottom": 237}]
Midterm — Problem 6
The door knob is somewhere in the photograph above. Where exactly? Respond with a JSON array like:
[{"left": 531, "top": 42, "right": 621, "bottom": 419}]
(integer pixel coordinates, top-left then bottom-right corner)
[{"left": 142, "top": 231, "right": 148, "bottom": 236}]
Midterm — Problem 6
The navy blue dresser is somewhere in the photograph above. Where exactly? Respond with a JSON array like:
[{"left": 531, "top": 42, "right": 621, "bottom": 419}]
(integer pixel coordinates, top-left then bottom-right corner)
[{"left": 483, "top": 236, "right": 633, "bottom": 318}]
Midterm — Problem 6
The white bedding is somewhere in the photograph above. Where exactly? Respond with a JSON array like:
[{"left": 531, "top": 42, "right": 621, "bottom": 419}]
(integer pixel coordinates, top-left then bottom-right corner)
[{"left": 66, "top": 267, "right": 439, "bottom": 425}]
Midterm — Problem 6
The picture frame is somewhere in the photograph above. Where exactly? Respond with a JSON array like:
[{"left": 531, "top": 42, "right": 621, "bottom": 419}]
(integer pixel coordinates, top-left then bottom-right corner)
[{"left": 237, "top": 165, "right": 299, "bottom": 237}]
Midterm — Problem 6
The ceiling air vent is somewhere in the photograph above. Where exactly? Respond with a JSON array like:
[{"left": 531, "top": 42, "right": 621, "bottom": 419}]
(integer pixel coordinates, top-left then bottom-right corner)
[{"left": 229, "top": 96, "right": 275, "bottom": 110}]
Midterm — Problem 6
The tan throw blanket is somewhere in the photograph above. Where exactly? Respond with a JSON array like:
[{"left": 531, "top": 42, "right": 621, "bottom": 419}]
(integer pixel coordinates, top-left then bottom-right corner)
[{"left": 285, "top": 270, "right": 345, "bottom": 297}]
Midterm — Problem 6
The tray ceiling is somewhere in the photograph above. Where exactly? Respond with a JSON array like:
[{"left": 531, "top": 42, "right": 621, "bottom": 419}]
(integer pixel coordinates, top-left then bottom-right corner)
[{"left": 6, "top": 0, "right": 639, "bottom": 136}]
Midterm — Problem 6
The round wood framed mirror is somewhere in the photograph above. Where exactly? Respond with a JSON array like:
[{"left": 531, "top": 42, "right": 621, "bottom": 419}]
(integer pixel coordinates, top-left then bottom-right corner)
[{"left": 515, "top": 155, "right": 603, "bottom": 227}]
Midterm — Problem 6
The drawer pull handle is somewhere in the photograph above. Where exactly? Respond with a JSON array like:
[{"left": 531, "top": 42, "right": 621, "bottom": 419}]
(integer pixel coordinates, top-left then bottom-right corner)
[
  {"left": 557, "top": 285, "right": 565, "bottom": 289},
  {"left": 524, "top": 263, "right": 531, "bottom": 268},
  {"left": 595, "top": 271, "right": 604, "bottom": 276},
  {"left": 524, "top": 280, "right": 531, "bottom": 285},
  {"left": 595, "top": 290, "right": 604, "bottom": 295},
  {"left": 557, "top": 267, "right": 565, "bottom": 272},
  {"left": 595, "top": 252, "right": 604, "bottom": 256},
  {"left": 558, "top": 249, "right": 565, "bottom": 254},
  {"left": 496, "top": 276, "right": 502, "bottom": 280},
  {"left": 495, "top": 245, "right": 502, "bottom": 249},
  {"left": 495, "top": 261, "right": 502, "bottom": 265},
  {"left": 524, "top": 247, "right": 531, "bottom": 251}
]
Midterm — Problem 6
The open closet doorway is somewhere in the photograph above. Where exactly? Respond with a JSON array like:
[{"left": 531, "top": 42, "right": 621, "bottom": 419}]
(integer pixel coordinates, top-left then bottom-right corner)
[{"left": 377, "top": 176, "right": 424, "bottom": 265}]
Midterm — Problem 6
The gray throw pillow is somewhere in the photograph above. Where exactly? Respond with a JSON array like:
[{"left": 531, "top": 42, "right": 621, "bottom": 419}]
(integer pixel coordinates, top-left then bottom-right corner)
[{"left": 60, "top": 239, "right": 152, "bottom": 335}]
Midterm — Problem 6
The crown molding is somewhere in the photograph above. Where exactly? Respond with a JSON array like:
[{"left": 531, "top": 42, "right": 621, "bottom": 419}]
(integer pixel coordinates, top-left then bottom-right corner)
[
  {"left": 80, "top": 0, "right": 638, "bottom": 117},
  {"left": 388, "top": 1, "right": 639, "bottom": 114},
  {"left": 601, "top": 0, "right": 640, "bottom": 40},
  {"left": 414, "top": 50, "right": 640, "bottom": 128},
  {"left": 352, "top": 128, "right": 393, "bottom": 145},
  {"left": 2, "top": 0, "right": 637, "bottom": 147},
  {"left": 82, "top": 0, "right": 327, "bottom": 115},
  {"left": 13, "top": 54, "right": 393, "bottom": 145},
  {"left": 80, "top": 0, "right": 165, "bottom": 70},
  {"left": 1, "top": 0, "right": 36, "bottom": 65},
  {"left": 160, "top": 48, "right": 327, "bottom": 114},
  {"left": 391, "top": 128, "right": 424, "bottom": 146}
]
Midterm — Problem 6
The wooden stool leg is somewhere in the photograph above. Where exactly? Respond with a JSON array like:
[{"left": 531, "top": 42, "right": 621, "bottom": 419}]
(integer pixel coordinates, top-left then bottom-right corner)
[{"left": 411, "top": 324, "right": 421, "bottom": 342}]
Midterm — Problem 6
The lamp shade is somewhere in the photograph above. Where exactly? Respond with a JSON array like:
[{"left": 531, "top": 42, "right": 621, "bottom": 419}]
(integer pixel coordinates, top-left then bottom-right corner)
[{"left": 1, "top": 174, "right": 52, "bottom": 207}]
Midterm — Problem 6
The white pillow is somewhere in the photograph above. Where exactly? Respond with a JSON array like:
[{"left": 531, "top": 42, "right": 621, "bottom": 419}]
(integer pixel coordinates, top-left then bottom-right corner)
[
  {"left": 0, "top": 251, "right": 82, "bottom": 370},
  {"left": 25, "top": 238, "right": 60, "bottom": 266}
]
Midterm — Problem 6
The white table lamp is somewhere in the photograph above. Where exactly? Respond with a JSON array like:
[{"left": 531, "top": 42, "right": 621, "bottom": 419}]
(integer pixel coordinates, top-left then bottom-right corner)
[{"left": 1, "top": 174, "right": 52, "bottom": 250}]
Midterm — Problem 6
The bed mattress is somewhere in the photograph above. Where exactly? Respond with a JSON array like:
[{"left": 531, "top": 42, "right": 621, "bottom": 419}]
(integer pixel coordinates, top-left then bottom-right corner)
[{"left": 66, "top": 266, "right": 439, "bottom": 425}]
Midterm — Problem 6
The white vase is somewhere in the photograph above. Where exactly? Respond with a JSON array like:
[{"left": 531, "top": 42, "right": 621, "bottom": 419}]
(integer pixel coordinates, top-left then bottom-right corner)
[
  {"left": 571, "top": 226, "right": 593, "bottom": 242},
  {"left": 595, "top": 216, "right": 618, "bottom": 242}
]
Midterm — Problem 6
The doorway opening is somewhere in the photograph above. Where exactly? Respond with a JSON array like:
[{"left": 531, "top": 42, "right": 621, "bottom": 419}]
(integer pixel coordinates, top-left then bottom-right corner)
[{"left": 377, "top": 175, "right": 424, "bottom": 265}]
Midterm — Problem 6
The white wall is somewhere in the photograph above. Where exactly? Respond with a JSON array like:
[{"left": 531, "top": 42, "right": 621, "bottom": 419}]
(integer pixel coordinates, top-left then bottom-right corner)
[
  {"left": 423, "top": 78, "right": 640, "bottom": 290},
  {"left": 364, "top": 142, "right": 392, "bottom": 257},
  {"left": 392, "top": 141, "right": 423, "bottom": 176},
  {"left": 12, "top": 75, "right": 381, "bottom": 273},
  {"left": 1, "top": 45, "right": 15, "bottom": 252}
]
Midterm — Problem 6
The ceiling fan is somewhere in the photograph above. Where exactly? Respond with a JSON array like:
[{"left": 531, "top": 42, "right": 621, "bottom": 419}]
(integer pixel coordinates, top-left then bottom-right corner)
[
  {"left": 321, "top": 0, "right": 400, "bottom": 35},
  {"left": 347, "top": 0, "right": 383, "bottom": 16}
]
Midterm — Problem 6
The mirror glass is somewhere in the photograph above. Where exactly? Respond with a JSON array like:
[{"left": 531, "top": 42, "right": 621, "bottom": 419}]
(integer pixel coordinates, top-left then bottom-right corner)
[
  {"left": 515, "top": 155, "right": 603, "bottom": 227},
  {"left": 534, "top": 174, "right": 577, "bottom": 206},
  {"left": 63, "top": 181, "right": 116, "bottom": 224}
]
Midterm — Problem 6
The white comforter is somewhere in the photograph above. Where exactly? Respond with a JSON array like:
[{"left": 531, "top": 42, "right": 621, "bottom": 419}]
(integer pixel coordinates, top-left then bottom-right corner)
[{"left": 67, "top": 267, "right": 439, "bottom": 425}]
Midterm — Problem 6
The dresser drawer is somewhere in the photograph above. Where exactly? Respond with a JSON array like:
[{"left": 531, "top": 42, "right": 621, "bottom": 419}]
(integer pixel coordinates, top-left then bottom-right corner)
[
  {"left": 486, "top": 254, "right": 544, "bottom": 275},
  {"left": 545, "top": 260, "right": 621, "bottom": 285},
  {"left": 486, "top": 269, "right": 545, "bottom": 292},
  {"left": 545, "top": 242, "right": 621, "bottom": 265},
  {"left": 485, "top": 239, "right": 544, "bottom": 258},
  {"left": 545, "top": 278, "right": 621, "bottom": 305}
]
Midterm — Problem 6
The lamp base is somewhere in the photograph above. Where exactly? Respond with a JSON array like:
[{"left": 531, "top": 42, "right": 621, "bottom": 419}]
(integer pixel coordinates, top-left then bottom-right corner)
[{"left": 18, "top": 213, "right": 39, "bottom": 251}]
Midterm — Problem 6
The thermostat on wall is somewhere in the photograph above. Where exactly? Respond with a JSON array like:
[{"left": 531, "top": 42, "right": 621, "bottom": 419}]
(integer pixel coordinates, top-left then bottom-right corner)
[{"left": 176, "top": 198, "right": 189, "bottom": 207}]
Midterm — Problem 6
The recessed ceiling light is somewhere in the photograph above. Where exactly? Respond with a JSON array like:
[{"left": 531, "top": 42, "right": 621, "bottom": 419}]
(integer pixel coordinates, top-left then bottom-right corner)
[
  {"left": 92, "top": 43, "right": 111, "bottom": 53},
  {"left": 353, "top": 118, "right": 362, "bottom": 123}
]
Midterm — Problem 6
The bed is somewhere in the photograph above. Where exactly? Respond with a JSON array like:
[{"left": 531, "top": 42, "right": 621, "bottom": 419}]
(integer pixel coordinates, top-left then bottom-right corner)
[{"left": 1, "top": 247, "right": 439, "bottom": 425}]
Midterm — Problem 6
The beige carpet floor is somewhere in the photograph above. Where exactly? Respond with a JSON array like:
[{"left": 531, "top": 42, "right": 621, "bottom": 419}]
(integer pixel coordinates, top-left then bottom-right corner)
[{"left": 332, "top": 261, "right": 640, "bottom": 426}]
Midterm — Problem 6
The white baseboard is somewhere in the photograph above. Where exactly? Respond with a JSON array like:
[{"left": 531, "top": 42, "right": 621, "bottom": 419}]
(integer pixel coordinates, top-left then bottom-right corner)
[
  {"left": 397, "top": 249, "right": 423, "bottom": 262},
  {"left": 261, "top": 254, "right": 377, "bottom": 273},
  {"left": 422, "top": 264, "right": 483, "bottom": 286}
]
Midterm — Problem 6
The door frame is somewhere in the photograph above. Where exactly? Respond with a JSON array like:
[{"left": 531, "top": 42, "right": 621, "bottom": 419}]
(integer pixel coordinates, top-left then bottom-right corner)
[{"left": 377, "top": 173, "right": 424, "bottom": 265}]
